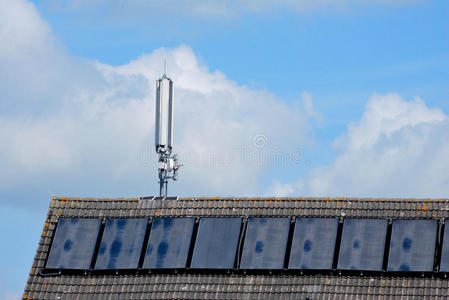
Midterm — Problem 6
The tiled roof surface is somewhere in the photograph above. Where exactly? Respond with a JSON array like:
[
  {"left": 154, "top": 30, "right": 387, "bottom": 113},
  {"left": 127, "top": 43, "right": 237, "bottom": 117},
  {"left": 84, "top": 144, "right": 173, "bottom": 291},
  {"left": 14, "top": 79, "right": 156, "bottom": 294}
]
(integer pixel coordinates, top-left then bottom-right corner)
[{"left": 24, "top": 197, "right": 449, "bottom": 299}]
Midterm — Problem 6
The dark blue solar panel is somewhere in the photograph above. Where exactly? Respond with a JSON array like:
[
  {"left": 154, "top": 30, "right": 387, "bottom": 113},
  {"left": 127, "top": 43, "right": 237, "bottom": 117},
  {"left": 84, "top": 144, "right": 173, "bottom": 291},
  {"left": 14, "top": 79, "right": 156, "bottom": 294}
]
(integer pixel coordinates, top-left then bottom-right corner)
[
  {"left": 190, "top": 217, "right": 242, "bottom": 269},
  {"left": 439, "top": 223, "right": 449, "bottom": 272},
  {"left": 46, "top": 218, "right": 101, "bottom": 269},
  {"left": 289, "top": 218, "right": 338, "bottom": 270},
  {"left": 94, "top": 218, "right": 148, "bottom": 270},
  {"left": 143, "top": 217, "right": 195, "bottom": 269},
  {"left": 338, "top": 219, "right": 388, "bottom": 271},
  {"left": 240, "top": 217, "right": 290, "bottom": 270},
  {"left": 387, "top": 219, "right": 437, "bottom": 272}
]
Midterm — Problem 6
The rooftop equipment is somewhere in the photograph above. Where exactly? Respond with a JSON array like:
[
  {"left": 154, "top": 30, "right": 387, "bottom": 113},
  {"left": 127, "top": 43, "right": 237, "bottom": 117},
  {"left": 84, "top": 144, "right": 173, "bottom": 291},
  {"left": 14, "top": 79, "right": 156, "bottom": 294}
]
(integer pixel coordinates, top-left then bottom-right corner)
[{"left": 154, "top": 70, "right": 182, "bottom": 197}]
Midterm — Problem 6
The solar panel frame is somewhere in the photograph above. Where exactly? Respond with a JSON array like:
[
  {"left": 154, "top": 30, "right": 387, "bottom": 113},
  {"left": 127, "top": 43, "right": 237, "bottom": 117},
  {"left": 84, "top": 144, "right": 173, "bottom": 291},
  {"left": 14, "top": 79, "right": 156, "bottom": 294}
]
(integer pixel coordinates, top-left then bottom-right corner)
[
  {"left": 240, "top": 217, "right": 291, "bottom": 270},
  {"left": 190, "top": 217, "right": 242, "bottom": 269},
  {"left": 143, "top": 217, "right": 195, "bottom": 269},
  {"left": 387, "top": 219, "right": 438, "bottom": 272},
  {"left": 46, "top": 218, "right": 102, "bottom": 270},
  {"left": 337, "top": 218, "right": 388, "bottom": 271},
  {"left": 288, "top": 217, "right": 339, "bottom": 270},
  {"left": 439, "top": 223, "right": 449, "bottom": 272},
  {"left": 94, "top": 218, "right": 148, "bottom": 270}
]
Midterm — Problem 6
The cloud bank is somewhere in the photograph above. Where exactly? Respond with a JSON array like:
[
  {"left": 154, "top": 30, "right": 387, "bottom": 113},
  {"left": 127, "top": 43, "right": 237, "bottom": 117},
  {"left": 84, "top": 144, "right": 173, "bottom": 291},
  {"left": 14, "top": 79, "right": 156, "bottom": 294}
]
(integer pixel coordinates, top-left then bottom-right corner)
[
  {"left": 1, "top": 0, "right": 446, "bottom": 207},
  {"left": 0, "top": 0, "right": 311, "bottom": 207},
  {"left": 268, "top": 94, "right": 449, "bottom": 198}
]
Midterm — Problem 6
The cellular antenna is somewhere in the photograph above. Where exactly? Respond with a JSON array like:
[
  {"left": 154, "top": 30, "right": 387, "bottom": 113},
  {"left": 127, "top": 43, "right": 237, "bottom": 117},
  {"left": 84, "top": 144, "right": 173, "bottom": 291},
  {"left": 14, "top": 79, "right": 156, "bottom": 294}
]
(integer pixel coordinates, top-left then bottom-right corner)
[{"left": 154, "top": 71, "right": 182, "bottom": 197}]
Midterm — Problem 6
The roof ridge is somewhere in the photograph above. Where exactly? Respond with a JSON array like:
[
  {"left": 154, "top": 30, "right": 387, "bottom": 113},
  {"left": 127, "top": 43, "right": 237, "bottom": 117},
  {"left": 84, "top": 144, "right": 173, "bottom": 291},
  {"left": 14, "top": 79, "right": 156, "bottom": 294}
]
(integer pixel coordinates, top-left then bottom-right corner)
[{"left": 51, "top": 196, "right": 449, "bottom": 202}]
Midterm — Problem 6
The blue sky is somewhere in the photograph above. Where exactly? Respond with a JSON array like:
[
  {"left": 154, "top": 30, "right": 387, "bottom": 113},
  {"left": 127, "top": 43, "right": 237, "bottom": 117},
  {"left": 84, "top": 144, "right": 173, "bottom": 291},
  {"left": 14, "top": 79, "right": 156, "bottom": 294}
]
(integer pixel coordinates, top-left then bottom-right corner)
[{"left": 1, "top": 0, "right": 448, "bottom": 298}]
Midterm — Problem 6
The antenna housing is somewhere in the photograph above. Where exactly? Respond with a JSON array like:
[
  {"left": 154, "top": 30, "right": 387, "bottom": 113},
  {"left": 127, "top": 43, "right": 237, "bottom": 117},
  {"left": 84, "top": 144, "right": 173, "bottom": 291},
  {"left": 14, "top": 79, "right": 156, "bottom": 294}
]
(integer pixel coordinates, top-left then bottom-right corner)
[{"left": 154, "top": 73, "right": 182, "bottom": 197}]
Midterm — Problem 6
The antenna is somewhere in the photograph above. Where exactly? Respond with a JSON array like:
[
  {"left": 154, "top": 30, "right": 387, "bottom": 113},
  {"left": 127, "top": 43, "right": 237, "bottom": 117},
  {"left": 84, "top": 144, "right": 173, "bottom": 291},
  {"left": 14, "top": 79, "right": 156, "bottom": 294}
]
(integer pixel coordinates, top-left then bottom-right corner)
[
  {"left": 163, "top": 59, "right": 166, "bottom": 76},
  {"left": 154, "top": 71, "right": 182, "bottom": 197}
]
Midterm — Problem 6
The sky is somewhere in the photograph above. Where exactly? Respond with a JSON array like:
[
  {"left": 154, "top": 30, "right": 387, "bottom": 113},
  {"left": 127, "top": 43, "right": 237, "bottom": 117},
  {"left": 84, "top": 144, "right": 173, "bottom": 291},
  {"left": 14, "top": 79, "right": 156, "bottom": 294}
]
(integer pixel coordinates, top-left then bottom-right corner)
[{"left": 0, "top": 0, "right": 448, "bottom": 298}]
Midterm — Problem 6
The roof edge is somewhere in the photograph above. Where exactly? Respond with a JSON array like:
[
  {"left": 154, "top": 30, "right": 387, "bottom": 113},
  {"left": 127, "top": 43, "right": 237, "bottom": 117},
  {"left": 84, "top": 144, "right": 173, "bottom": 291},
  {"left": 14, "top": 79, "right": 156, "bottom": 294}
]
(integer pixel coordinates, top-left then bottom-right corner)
[{"left": 51, "top": 195, "right": 449, "bottom": 202}]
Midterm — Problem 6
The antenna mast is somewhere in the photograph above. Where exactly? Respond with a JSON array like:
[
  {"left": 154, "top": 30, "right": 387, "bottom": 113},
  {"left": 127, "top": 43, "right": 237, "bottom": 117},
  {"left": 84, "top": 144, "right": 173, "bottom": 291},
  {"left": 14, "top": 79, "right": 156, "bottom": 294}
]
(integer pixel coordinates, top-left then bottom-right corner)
[{"left": 154, "top": 69, "right": 182, "bottom": 197}]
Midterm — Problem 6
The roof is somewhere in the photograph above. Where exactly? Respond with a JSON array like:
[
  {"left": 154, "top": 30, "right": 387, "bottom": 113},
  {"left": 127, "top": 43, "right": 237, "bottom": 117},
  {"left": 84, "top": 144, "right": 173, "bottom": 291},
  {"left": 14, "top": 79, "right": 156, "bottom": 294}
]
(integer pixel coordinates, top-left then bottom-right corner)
[{"left": 24, "top": 196, "right": 449, "bottom": 299}]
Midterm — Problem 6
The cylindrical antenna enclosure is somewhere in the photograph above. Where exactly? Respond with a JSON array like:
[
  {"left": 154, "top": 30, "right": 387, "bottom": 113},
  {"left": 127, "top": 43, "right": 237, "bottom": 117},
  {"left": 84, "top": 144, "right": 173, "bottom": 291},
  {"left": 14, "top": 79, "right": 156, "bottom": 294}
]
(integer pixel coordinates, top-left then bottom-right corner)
[
  {"left": 168, "top": 79, "right": 174, "bottom": 149},
  {"left": 155, "top": 75, "right": 174, "bottom": 153}
]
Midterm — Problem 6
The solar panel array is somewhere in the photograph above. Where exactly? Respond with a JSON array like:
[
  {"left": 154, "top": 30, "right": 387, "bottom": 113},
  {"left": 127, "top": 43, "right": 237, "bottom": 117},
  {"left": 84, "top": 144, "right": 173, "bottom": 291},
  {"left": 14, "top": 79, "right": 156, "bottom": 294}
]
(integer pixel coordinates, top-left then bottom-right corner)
[{"left": 45, "top": 217, "right": 447, "bottom": 274}]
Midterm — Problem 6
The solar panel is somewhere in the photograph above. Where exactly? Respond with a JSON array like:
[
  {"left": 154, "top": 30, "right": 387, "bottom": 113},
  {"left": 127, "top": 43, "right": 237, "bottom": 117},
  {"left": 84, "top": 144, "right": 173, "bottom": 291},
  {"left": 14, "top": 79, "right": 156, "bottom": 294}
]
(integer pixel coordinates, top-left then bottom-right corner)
[
  {"left": 387, "top": 219, "right": 437, "bottom": 272},
  {"left": 338, "top": 219, "right": 388, "bottom": 271},
  {"left": 46, "top": 218, "right": 101, "bottom": 270},
  {"left": 190, "top": 217, "right": 242, "bottom": 269},
  {"left": 94, "top": 218, "right": 148, "bottom": 270},
  {"left": 439, "top": 223, "right": 449, "bottom": 272},
  {"left": 143, "top": 217, "right": 195, "bottom": 269},
  {"left": 240, "top": 217, "right": 290, "bottom": 270},
  {"left": 288, "top": 218, "right": 338, "bottom": 270}
]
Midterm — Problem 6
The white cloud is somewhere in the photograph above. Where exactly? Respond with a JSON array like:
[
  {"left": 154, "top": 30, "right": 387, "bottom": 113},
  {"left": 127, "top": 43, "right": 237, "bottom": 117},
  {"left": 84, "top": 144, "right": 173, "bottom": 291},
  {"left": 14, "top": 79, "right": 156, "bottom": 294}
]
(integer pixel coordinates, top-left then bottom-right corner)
[
  {"left": 268, "top": 94, "right": 449, "bottom": 198},
  {"left": 301, "top": 92, "right": 323, "bottom": 125},
  {"left": 0, "top": 0, "right": 311, "bottom": 203}
]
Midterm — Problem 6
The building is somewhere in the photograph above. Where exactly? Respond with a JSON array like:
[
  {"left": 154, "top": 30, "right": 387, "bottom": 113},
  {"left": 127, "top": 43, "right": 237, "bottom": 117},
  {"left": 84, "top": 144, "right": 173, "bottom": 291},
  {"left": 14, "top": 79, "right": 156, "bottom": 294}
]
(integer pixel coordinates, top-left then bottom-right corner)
[{"left": 24, "top": 196, "right": 449, "bottom": 299}]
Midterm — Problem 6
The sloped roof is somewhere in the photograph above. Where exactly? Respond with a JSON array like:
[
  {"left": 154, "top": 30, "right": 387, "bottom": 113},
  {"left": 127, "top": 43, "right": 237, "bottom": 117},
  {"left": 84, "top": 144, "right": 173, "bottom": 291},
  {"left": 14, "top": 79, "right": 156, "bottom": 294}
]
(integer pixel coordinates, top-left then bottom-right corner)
[{"left": 24, "top": 197, "right": 449, "bottom": 299}]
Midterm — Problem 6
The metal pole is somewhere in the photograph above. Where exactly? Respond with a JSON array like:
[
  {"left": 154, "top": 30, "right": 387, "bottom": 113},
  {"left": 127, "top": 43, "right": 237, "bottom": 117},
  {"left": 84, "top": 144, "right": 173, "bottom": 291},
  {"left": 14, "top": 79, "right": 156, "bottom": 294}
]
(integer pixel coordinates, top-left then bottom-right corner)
[
  {"left": 159, "top": 179, "right": 164, "bottom": 197},
  {"left": 159, "top": 168, "right": 168, "bottom": 197}
]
